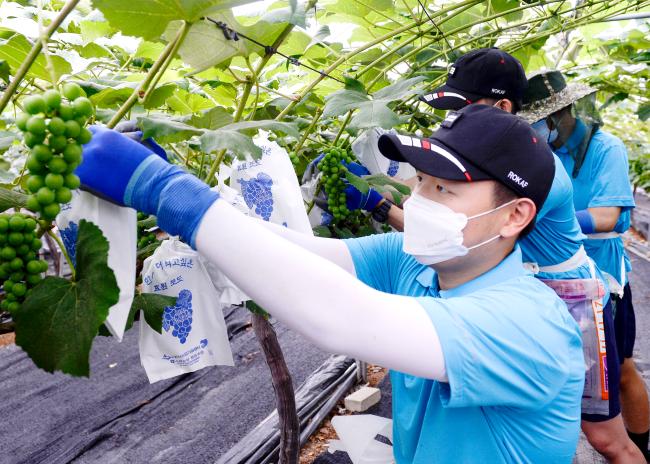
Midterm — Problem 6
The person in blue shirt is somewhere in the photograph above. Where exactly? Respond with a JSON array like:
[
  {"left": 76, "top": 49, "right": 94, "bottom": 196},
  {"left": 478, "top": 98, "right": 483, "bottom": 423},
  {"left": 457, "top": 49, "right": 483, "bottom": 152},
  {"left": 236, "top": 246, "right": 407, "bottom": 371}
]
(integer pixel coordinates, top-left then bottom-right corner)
[
  {"left": 521, "top": 69, "right": 649, "bottom": 462},
  {"left": 340, "top": 48, "right": 631, "bottom": 460},
  {"left": 78, "top": 105, "right": 584, "bottom": 463}
]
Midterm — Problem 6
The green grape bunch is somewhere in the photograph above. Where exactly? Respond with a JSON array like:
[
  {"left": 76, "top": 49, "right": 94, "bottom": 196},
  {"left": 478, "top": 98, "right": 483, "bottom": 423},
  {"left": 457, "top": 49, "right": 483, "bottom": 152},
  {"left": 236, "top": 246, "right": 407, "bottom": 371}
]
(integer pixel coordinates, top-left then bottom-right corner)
[
  {"left": 317, "top": 147, "right": 355, "bottom": 223},
  {"left": 16, "top": 83, "right": 94, "bottom": 221},
  {"left": 137, "top": 212, "right": 157, "bottom": 249},
  {"left": 0, "top": 213, "right": 48, "bottom": 312}
]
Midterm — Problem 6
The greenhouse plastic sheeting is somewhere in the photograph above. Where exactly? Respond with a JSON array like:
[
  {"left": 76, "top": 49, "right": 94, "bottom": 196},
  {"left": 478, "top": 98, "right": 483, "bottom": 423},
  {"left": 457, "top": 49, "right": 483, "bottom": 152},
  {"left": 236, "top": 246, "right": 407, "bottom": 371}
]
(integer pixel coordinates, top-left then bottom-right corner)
[
  {"left": 0, "top": 306, "right": 336, "bottom": 464},
  {"left": 218, "top": 355, "right": 356, "bottom": 464}
]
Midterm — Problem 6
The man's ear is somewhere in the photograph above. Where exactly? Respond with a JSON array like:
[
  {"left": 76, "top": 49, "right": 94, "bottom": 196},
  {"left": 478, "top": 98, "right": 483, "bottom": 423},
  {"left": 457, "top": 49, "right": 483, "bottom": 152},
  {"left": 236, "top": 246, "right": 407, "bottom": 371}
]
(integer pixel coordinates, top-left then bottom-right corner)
[
  {"left": 495, "top": 99, "right": 515, "bottom": 114},
  {"left": 499, "top": 198, "right": 536, "bottom": 238}
]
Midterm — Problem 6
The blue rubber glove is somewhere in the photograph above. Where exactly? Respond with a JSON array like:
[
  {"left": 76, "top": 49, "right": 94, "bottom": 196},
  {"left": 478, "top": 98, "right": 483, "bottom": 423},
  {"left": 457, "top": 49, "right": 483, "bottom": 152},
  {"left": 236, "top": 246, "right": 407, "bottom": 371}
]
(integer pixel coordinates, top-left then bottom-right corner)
[
  {"left": 341, "top": 160, "right": 383, "bottom": 212},
  {"left": 343, "top": 161, "right": 370, "bottom": 177},
  {"left": 77, "top": 126, "right": 218, "bottom": 247},
  {"left": 135, "top": 131, "right": 168, "bottom": 161},
  {"left": 344, "top": 183, "right": 384, "bottom": 212},
  {"left": 576, "top": 209, "right": 596, "bottom": 234},
  {"left": 114, "top": 120, "right": 168, "bottom": 160}
]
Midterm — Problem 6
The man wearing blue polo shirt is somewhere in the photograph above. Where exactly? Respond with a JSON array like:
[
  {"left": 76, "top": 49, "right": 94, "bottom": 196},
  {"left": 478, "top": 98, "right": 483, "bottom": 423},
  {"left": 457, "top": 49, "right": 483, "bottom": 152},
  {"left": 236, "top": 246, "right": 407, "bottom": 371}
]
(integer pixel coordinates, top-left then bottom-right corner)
[
  {"left": 522, "top": 70, "right": 649, "bottom": 462},
  {"left": 77, "top": 105, "right": 584, "bottom": 462},
  {"left": 344, "top": 48, "right": 633, "bottom": 460}
]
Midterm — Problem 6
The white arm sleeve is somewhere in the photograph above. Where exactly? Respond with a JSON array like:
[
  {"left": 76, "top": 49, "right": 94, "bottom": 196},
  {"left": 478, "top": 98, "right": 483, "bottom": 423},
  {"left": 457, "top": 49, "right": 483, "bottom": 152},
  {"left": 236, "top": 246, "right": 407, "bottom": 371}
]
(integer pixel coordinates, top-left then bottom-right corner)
[
  {"left": 195, "top": 201, "right": 447, "bottom": 381},
  {"left": 256, "top": 219, "right": 355, "bottom": 274}
]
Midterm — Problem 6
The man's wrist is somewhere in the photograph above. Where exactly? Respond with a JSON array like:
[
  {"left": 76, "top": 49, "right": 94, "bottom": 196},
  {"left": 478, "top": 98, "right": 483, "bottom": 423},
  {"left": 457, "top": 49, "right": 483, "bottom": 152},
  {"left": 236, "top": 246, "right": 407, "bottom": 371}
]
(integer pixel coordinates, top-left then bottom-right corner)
[
  {"left": 124, "top": 154, "right": 220, "bottom": 248},
  {"left": 157, "top": 175, "right": 220, "bottom": 248},
  {"left": 371, "top": 199, "right": 393, "bottom": 223},
  {"left": 363, "top": 188, "right": 384, "bottom": 212}
]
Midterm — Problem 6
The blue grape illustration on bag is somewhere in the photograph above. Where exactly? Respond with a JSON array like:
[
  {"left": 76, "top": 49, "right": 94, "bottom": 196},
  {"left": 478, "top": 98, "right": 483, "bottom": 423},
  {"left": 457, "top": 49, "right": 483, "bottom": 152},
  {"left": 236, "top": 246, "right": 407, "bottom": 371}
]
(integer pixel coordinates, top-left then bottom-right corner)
[
  {"left": 238, "top": 172, "right": 274, "bottom": 221},
  {"left": 59, "top": 221, "right": 78, "bottom": 266},
  {"left": 162, "top": 289, "right": 193, "bottom": 344},
  {"left": 387, "top": 160, "right": 399, "bottom": 177}
]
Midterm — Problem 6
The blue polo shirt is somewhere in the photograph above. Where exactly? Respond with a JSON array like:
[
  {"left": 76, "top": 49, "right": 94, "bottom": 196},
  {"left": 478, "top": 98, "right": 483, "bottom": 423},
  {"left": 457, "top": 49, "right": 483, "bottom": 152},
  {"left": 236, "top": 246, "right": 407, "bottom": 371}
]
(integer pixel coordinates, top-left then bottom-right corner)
[
  {"left": 345, "top": 233, "right": 584, "bottom": 463},
  {"left": 519, "top": 154, "right": 586, "bottom": 271},
  {"left": 519, "top": 155, "right": 609, "bottom": 301},
  {"left": 554, "top": 120, "right": 635, "bottom": 286}
]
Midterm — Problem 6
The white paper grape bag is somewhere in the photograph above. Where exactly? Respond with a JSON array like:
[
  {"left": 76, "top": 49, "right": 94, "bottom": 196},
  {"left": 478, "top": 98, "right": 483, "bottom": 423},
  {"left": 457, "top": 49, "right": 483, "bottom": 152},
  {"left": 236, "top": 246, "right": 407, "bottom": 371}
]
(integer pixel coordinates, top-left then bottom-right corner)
[
  {"left": 352, "top": 127, "right": 416, "bottom": 180},
  {"left": 139, "top": 238, "right": 234, "bottom": 383},
  {"left": 231, "top": 131, "right": 312, "bottom": 234},
  {"left": 56, "top": 190, "right": 136, "bottom": 341}
]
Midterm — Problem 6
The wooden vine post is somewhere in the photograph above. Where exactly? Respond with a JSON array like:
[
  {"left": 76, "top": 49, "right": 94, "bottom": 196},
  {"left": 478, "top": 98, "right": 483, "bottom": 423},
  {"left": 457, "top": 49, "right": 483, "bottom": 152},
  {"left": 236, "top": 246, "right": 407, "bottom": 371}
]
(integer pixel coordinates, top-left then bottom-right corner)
[{"left": 252, "top": 312, "right": 300, "bottom": 463}]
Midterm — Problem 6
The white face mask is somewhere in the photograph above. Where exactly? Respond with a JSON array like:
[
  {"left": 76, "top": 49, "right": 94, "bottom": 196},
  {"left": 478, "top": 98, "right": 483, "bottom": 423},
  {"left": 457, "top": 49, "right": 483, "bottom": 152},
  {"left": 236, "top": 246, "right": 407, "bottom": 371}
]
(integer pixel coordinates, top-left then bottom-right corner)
[{"left": 402, "top": 192, "right": 516, "bottom": 265}]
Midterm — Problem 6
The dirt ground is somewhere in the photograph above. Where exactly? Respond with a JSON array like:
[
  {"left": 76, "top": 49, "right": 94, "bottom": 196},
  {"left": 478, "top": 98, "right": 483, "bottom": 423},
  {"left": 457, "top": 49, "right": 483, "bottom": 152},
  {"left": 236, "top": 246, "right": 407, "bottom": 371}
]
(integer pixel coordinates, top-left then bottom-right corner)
[{"left": 299, "top": 364, "right": 388, "bottom": 463}]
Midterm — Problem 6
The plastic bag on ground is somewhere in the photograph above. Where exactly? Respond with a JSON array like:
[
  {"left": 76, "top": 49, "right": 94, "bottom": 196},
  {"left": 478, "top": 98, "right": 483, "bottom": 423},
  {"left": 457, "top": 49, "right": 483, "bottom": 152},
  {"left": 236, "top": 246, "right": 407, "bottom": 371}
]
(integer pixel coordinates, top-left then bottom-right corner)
[
  {"left": 328, "top": 415, "right": 395, "bottom": 464},
  {"left": 231, "top": 130, "right": 312, "bottom": 234},
  {"left": 140, "top": 238, "right": 234, "bottom": 383},
  {"left": 56, "top": 190, "right": 136, "bottom": 341}
]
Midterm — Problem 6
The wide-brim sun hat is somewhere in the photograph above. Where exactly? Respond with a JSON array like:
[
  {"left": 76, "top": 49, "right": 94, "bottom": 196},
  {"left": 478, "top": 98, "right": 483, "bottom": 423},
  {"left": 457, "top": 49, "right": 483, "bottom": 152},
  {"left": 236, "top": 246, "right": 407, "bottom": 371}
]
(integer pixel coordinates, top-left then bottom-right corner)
[{"left": 518, "top": 70, "right": 596, "bottom": 123}]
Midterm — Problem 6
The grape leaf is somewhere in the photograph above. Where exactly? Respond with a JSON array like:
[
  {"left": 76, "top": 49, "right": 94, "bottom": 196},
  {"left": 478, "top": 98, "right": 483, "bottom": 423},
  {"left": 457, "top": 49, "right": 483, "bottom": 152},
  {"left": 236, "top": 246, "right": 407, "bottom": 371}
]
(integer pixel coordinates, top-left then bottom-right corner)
[
  {"left": 79, "top": 20, "right": 115, "bottom": 45},
  {"left": 137, "top": 116, "right": 203, "bottom": 143},
  {"left": 183, "top": 106, "right": 233, "bottom": 130},
  {"left": 165, "top": 16, "right": 249, "bottom": 73},
  {"left": 322, "top": 77, "right": 423, "bottom": 120},
  {"left": 13, "top": 220, "right": 120, "bottom": 377},
  {"left": 92, "top": 0, "right": 258, "bottom": 40},
  {"left": 0, "top": 130, "right": 17, "bottom": 152},
  {"left": 144, "top": 84, "right": 178, "bottom": 110},
  {"left": 200, "top": 129, "right": 262, "bottom": 159},
  {"left": 222, "top": 120, "right": 299, "bottom": 139},
  {"left": 322, "top": 89, "right": 369, "bottom": 118},
  {"left": 372, "top": 76, "right": 426, "bottom": 101},
  {"left": 166, "top": 89, "right": 214, "bottom": 115},
  {"left": 261, "top": 2, "right": 308, "bottom": 28},
  {"left": 89, "top": 86, "right": 135, "bottom": 108},
  {"left": 0, "top": 60, "right": 9, "bottom": 83},
  {"left": 348, "top": 101, "right": 406, "bottom": 131},
  {"left": 364, "top": 174, "right": 412, "bottom": 196},
  {"left": 344, "top": 76, "right": 366, "bottom": 93},
  {"left": 344, "top": 171, "right": 369, "bottom": 194},
  {"left": 0, "top": 187, "right": 27, "bottom": 212},
  {"left": 125, "top": 293, "right": 178, "bottom": 334},
  {"left": 0, "top": 34, "right": 71, "bottom": 83},
  {"left": 200, "top": 120, "right": 297, "bottom": 158},
  {"left": 312, "top": 225, "right": 332, "bottom": 238}
]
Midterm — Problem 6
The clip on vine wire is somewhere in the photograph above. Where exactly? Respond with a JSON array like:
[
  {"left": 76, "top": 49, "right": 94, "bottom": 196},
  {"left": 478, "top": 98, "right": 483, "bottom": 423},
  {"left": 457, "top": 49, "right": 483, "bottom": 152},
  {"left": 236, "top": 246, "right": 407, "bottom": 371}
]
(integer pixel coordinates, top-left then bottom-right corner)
[
  {"left": 203, "top": 17, "right": 344, "bottom": 84},
  {"left": 214, "top": 20, "right": 239, "bottom": 41}
]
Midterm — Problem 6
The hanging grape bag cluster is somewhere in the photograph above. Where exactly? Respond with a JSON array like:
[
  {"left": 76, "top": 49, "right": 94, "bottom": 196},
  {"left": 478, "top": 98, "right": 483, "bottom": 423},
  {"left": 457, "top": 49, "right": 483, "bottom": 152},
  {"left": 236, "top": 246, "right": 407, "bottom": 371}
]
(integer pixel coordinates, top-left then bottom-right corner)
[
  {"left": 0, "top": 214, "right": 48, "bottom": 312},
  {"left": 17, "top": 83, "right": 93, "bottom": 221}
]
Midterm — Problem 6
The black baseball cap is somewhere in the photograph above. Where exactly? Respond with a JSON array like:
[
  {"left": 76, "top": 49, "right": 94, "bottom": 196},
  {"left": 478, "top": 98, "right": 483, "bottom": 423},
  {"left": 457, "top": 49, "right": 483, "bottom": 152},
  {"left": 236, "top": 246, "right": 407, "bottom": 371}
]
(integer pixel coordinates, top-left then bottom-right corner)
[
  {"left": 377, "top": 105, "right": 555, "bottom": 211},
  {"left": 419, "top": 48, "right": 528, "bottom": 111}
]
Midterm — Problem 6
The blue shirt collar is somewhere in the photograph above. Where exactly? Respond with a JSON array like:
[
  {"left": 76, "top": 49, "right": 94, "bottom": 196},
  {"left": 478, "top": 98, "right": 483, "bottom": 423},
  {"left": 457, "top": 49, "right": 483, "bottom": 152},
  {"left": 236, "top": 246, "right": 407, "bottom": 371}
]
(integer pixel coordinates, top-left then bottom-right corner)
[{"left": 415, "top": 246, "right": 528, "bottom": 298}]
